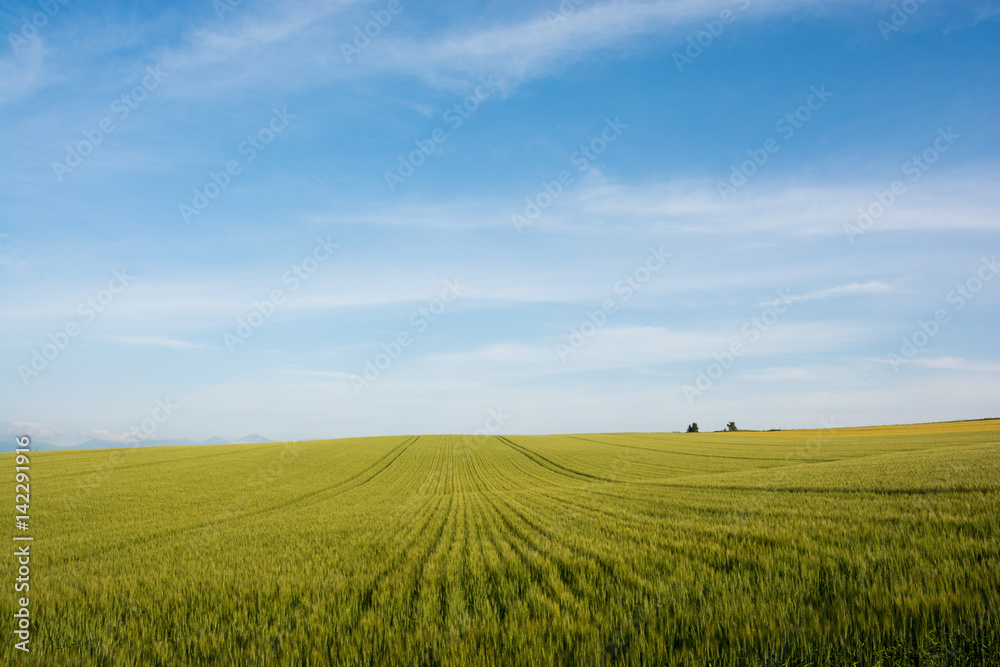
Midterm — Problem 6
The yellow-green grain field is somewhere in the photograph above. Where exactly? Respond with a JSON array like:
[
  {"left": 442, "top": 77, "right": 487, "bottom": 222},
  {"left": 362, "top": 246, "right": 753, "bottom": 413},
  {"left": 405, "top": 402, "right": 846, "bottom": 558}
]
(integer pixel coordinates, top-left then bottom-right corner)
[{"left": 3, "top": 420, "right": 999, "bottom": 665}]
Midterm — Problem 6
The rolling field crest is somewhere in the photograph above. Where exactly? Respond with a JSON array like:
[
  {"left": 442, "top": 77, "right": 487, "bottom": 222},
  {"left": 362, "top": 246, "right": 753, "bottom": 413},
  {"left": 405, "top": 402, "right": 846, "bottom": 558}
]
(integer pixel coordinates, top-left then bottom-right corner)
[{"left": 3, "top": 421, "right": 998, "bottom": 665}]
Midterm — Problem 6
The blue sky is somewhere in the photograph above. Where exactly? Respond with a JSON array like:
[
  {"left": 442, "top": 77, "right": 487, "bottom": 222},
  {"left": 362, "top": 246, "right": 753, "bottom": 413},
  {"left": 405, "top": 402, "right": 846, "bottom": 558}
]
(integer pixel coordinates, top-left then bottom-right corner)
[{"left": 2, "top": 0, "right": 999, "bottom": 447}]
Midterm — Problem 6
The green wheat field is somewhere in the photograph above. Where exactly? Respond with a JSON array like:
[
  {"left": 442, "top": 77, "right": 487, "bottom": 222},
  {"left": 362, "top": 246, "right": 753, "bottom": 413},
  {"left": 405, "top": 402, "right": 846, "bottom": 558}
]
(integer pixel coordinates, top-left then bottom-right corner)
[{"left": 3, "top": 419, "right": 999, "bottom": 665}]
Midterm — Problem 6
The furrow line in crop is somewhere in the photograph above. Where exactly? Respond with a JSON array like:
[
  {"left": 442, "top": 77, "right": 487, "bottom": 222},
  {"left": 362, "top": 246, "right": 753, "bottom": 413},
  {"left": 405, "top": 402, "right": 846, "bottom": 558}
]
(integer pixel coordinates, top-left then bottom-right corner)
[
  {"left": 568, "top": 435, "right": 806, "bottom": 462},
  {"left": 495, "top": 435, "right": 620, "bottom": 483},
  {"left": 354, "top": 489, "right": 448, "bottom": 619},
  {"left": 472, "top": 442, "right": 672, "bottom": 605},
  {"left": 41, "top": 445, "right": 269, "bottom": 482},
  {"left": 44, "top": 437, "right": 414, "bottom": 565},
  {"left": 349, "top": 434, "right": 422, "bottom": 492},
  {"left": 212, "top": 435, "right": 421, "bottom": 522},
  {"left": 458, "top": 437, "right": 501, "bottom": 621},
  {"left": 460, "top": 437, "right": 573, "bottom": 617},
  {"left": 407, "top": 487, "right": 457, "bottom": 622},
  {"left": 631, "top": 482, "right": 1000, "bottom": 495},
  {"left": 467, "top": 445, "right": 591, "bottom": 611},
  {"left": 486, "top": 481, "right": 628, "bottom": 598}
]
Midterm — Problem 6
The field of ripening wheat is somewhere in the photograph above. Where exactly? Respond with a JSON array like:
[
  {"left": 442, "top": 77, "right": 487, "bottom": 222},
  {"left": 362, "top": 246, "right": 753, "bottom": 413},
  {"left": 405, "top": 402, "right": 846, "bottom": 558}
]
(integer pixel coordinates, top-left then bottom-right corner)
[{"left": 2, "top": 419, "right": 998, "bottom": 666}]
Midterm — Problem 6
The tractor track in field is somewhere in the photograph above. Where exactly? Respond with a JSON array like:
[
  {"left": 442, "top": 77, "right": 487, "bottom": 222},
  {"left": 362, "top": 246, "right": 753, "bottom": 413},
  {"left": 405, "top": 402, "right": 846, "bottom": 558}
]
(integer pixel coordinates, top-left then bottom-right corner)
[
  {"left": 530, "top": 489, "right": 697, "bottom": 558},
  {"left": 431, "top": 471, "right": 467, "bottom": 626},
  {"left": 406, "top": 491, "right": 457, "bottom": 620},
  {"left": 487, "top": 488, "right": 603, "bottom": 610},
  {"left": 490, "top": 482, "right": 626, "bottom": 586},
  {"left": 213, "top": 435, "right": 421, "bottom": 522},
  {"left": 41, "top": 434, "right": 416, "bottom": 565},
  {"left": 496, "top": 436, "right": 622, "bottom": 484},
  {"left": 100, "top": 435, "right": 428, "bottom": 564},
  {"left": 349, "top": 435, "right": 422, "bottom": 492},
  {"left": 355, "top": 439, "right": 456, "bottom": 621},
  {"left": 48, "top": 443, "right": 428, "bottom": 564},
  {"left": 464, "top": 441, "right": 576, "bottom": 613},
  {"left": 483, "top": 441, "right": 582, "bottom": 490},
  {"left": 474, "top": 442, "right": 677, "bottom": 598},
  {"left": 461, "top": 439, "right": 507, "bottom": 620},
  {"left": 356, "top": 484, "right": 449, "bottom": 618},
  {"left": 442, "top": 440, "right": 475, "bottom": 624},
  {"left": 532, "top": 486, "right": 718, "bottom": 543},
  {"left": 633, "top": 482, "right": 1000, "bottom": 495},
  {"left": 407, "top": 448, "right": 459, "bottom": 617},
  {"left": 534, "top": 487, "right": 656, "bottom": 532},
  {"left": 470, "top": 444, "right": 599, "bottom": 608},
  {"left": 314, "top": 434, "right": 420, "bottom": 493},
  {"left": 478, "top": 487, "right": 574, "bottom": 612},
  {"left": 457, "top": 476, "right": 473, "bottom": 622},
  {"left": 42, "top": 446, "right": 267, "bottom": 482},
  {"left": 568, "top": 435, "right": 829, "bottom": 462}
]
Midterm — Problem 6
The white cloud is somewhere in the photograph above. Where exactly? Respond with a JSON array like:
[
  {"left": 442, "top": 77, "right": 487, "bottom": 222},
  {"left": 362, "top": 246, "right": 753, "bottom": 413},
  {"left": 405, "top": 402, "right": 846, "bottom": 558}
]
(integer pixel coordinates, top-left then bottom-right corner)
[
  {"left": 1, "top": 421, "right": 62, "bottom": 439},
  {"left": 737, "top": 365, "right": 848, "bottom": 381},
  {"left": 415, "top": 322, "right": 871, "bottom": 378},
  {"left": 370, "top": 0, "right": 733, "bottom": 88},
  {"left": 276, "top": 369, "right": 358, "bottom": 380},
  {"left": 906, "top": 357, "right": 1000, "bottom": 372},
  {"left": 761, "top": 281, "right": 893, "bottom": 306},
  {"left": 550, "top": 170, "right": 1000, "bottom": 236},
  {"left": 160, "top": 0, "right": 809, "bottom": 95},
  {"left": 421, "top": 343, "right": 554, "bottom": 369},
  {"left": 109, "top": 335, "right": 202, "bottom": 349},
  {"left": 0, "top": 39, "right": 51, "bottom": 104},
  {"left": 302, "top": 167, "right": 1000, "bottom": 238},
  {"left": 169, "top": 0, "right": 363, "bottom": 69}
]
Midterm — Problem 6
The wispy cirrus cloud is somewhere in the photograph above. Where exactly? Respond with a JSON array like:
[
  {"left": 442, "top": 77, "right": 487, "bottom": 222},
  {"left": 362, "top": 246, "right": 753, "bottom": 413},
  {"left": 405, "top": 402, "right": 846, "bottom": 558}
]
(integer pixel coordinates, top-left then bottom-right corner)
[
  {"left": 300, "top": 167, "right": 1000, "bottom": 237},
  {"left": 158, "top": 0, "right": 811, "bottom": 95},
  {"left": 368, "top": 0, "right": 752, "bottom": 88},
  {"left": 760, "top": 281, "right": 893, "bottom": 306},
  {"left": 171, "top": 0, "right": 363, "bottom": 69},
  {"left": 0, "top": 38, "right": 51, "bottom": 104},
  {"left": 548, "top": 170, "right": 1000, "bottom": 236},
  {"left": 737, "top": 365, "right": 850, "bottom": 382},
  {"left": 906, "top": 357, "right": 1000, "bottom": 372},
  {"left": 416, "top": 322, "right": 872, "bottom": 378},
  {"left": 108, "top": 335, "right": 203, "bottom": 349}
]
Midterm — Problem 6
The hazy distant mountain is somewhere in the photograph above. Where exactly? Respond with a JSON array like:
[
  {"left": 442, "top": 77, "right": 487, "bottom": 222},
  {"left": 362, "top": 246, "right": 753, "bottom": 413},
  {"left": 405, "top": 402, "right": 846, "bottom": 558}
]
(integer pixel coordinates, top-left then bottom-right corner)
[
  {"left": 73, "top": 438, "right": 200, "bottom": 450},
  {"left": 19, "top": 441, "right": 64, "bottom": 451},
  {"left": 19, "top": 439, "right": 137, "bottom": 451},
  {"left": 235, "top": 434, "right": 271, "bottom": 444},
  {"left": 25, "top": 435, "right": 277, "bottom": 450},
  {"left": 71, "top": 439, "right": 141, "bottom": 450}
]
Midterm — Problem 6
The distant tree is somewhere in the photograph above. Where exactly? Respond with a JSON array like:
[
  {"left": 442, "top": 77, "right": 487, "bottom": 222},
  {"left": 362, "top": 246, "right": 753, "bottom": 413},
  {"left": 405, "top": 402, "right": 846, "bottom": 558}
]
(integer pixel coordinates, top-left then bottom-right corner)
[
  {"left": 687, "top": 422, "right": 699, "bottom": 433},
  {"left": 726, "top": 421, "right": 737, "bottom": 432}
]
